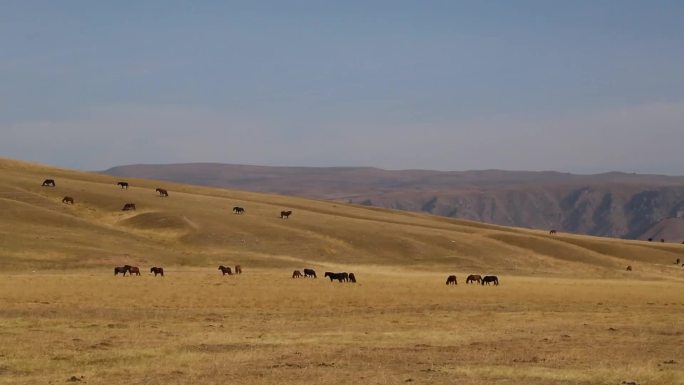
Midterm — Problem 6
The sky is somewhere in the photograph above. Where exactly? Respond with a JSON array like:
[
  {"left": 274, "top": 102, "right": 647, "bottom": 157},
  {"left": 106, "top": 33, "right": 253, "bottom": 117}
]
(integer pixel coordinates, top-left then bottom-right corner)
[{"left": 1, "top": 1, "right": 684, "bottom": 174}]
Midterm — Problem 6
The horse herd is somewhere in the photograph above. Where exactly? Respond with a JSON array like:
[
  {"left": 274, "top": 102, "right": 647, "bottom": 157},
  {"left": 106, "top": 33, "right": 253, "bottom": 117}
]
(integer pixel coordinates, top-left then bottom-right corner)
[
  {"left": 42, "top": 178, "right": 294, "bottom": 218},
  {"left": 113, "top": 265, "right": 162, "bottom": 276},
  {"left": 42, "top": 179, "right": 169, "bottom": 210},
  {"left": 114, "top": 265, "right": 500, "bottom": 286},
  {"left": 446, "top": 274, "right": 499, "bottom": 286}
]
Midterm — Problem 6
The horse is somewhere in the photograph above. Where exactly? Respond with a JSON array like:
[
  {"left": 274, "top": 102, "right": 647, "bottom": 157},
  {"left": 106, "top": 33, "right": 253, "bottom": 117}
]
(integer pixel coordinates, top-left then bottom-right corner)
[
  {"left": 466, "top": 274, "right": 482, "bottom": 284},
  {"left": 218, "top": 265, "right": 232, "bottom": 275},
  {"left": 62, "top": 196, "right": 74, "bottom": 204},
  {"left": 234, "top": 265, "right": 242, "bottom": 274},
  {"left": 128, "top": 266, "right": 141, "bottom": 276},
  {"left": 233, "top": 206, "right": 244, "bottom": 214},
  {"left": 41, "top": 179, "right": 56, "bottom": 187},
  {"left": 114, "top": 266, "right": 129, "bottom": 276},
  {"left": 626, "top": 265, "right": 632, "bottom": 271},
  {"left": 292, "top": 270, "right": 302, "bottom": 278},
  {"left": 675, "top": 258, "right": 680, "bottom": 265},
  {"left": 445, "top": 275, "right": 457, "bottom": 285},
  {"left": 348, "top": 273, "right": 356, "bottom": 283},
  {"left": 156, "top": 188, "right": 169, "bottom": 197},
  {"left": 280, "top": 210, "right": 292, "bottom": 219},
  {"left": 303, "top": 268, "right": 316, "bottom": 278},
  {"left": 117, "top": 181, "right": 129, "bottom": 189},
  {"left": 122, "top": 203, "right": 136, "bottom": 211},
  {"left": 482, "top": 275, "right": 499, "bottom": 286},
  {"left": 549, "top": 229, "right": 557, "bottom": 235},
  {"left": 660, "top": 239, "right": 665, "bottom": 242},
  {"left": 648, "top": 238, "right": 653, "bottom": 242},
  {"left": 324, "top": 272, "right": 347, "bottom": 282},
  {"left": 150, "top": 267, "right": 164, "bottom": 277}
]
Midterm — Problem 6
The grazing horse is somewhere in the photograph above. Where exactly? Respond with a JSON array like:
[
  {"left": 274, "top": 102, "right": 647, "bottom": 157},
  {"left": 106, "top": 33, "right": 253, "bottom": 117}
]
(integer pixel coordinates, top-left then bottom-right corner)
[
  {"left": 128, "top": 266, "right": 141, "bottom": 276},
  {"left": 114, "top": 266, "right": 129, "bottom": 276},
  {"left": 292, "top": 270, "right": 302, "bottom": 278},
  {"left": 549, "top": 229, "right": 557, "bottom": 235},
  {"left": 117, "top": 182, "right": 129, "bottom": 189},
  {"left": 348, "top": 273, "right": 356, "bottom": 283},
  {"left": 324, "top": 272, "right": 347, "bottom": 282},
  {"left": 156, "top": 188, "right": 169, "bottom": 197},
  {"left": 234, "top": 265, "right": 242, "bottom": 274},
  {"left": 303, "top": 268, "right": 316, "bottom": 278},
  {"left": 446, "top": 275, "right": 457, "bottom": 285},
  {"left": 41, "top": 179, "right": 56, "bottom": 187},
  {"left": 466, "top": 274, "right": 482, "bottom": 284},
  {"left": 122, "top": 203, "right": 136, "bottom": 211},
  {"left": 280, "top": 210, "right": 292, "bottom": 219},
  {"left": 218, "top": 265, "right": 232, "bottom": 275},
  {"left": 150, "top": 267, "right": 164, "bottom": 277},
  {"left": 482, "top": 275, "right": 499, "bottom": 286},
  {"left": 626, "top": 265, "right": 632, "bottom": 271},
  {"left": 233, "top": 206, "right": 245, "bottom": 214},
  {"left": 62, "top": 196, "right": 74, "bottom": 204}
]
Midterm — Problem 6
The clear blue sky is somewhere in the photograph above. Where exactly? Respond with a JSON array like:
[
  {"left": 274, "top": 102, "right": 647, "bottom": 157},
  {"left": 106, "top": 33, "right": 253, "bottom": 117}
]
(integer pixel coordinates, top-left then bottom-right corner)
[{"left": 2, "top": 1, "right": 683, "bottom": 173}]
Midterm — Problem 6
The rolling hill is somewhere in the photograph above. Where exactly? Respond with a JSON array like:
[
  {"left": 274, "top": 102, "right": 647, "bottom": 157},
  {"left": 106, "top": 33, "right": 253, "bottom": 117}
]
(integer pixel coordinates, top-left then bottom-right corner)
[
  {"left": 103, "top": 163, "right": 684, "bottom": 241},
  {"left": 2, "top": 157, "right": 683, "bottom": 279}
]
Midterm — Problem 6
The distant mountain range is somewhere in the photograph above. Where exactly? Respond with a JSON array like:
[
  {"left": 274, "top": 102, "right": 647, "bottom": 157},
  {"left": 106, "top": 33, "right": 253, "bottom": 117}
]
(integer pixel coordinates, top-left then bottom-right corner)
[{"left": 103, "top": 163, "right": 684, "bottom": 241}]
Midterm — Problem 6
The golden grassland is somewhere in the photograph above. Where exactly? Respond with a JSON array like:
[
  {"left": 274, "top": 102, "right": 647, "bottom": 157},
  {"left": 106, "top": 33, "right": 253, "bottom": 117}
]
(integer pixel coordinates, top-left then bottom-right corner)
[
  {"left": 0, "top": 269, "right": 682, "bottom": 385},
  {"left": 1, "top": 158, "right": 683, "bottom": 384}
]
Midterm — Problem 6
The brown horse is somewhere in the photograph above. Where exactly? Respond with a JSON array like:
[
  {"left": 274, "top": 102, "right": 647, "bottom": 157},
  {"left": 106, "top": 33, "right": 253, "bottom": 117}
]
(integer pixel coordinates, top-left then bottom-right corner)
[
  {"left": 348, "top": 273, "right": 357, "bottom": 283},
  {"left": 482, "top": 275, "right": 499, "bottom": 285},
  {"left": 234, "top": 265, "right": 242, "bottom": 274},
  {"left": 626, "top": 265, "right": 632, "bottom": 271},
  {"left": 446, "top": 275, "right": 457, "bottom": 285},
  {"left": 549, "top": 229, "right": 557, "bottom": 235},
  {"left": 280, "top": 210, "right": 292, "bottom": 219},
  {"left": 150, "top": 267, "right": 164, "bottom": 276},
  {"left": 156, "top": 188, "right": 169, "bottom": 197},
  {"left": 122, "top": 203, "right": 136, "bottom": 211},
  {"left": 676, "top": 258, "right": 680, "bottom": 265},
  {"left": 41, "top": 179, "right": 56, "bottom": 187},
  {"left": 292, "top": 270, "right": 302, "bottom": 278},
  {"left": 218, "top": 265, "right": 232, "bottom": 275},
  {"left": 466, "top": 274, "right": 482, "bottom": 284},
  {"left": 117, "top": 181, "right": 129, "bottom": 189},
  {"left": 62, "top": 196, "right": 74, "bottom": 204},
  {"left": 233, "top": 206, "right": 245, "bottom": 214},
  {"left": 128, "top": 266, "right": 141, "bottom": 276}
]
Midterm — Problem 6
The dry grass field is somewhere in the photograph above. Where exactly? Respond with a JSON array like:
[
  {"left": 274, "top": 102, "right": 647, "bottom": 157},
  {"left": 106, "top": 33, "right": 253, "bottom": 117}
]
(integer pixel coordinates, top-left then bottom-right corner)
[{"left": 1, "top": 158, "right": 683, "bottom": 384}]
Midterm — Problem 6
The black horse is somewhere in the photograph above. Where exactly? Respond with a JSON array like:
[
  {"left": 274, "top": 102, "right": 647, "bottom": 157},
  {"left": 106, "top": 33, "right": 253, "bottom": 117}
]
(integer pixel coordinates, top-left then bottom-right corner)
[
  {"left": 280, "top": 210, "right": 292, "bottom": 219},
  {"left": 348, "top": 273, "right": 356, "bottom": 283},
  {"left": 233, "top": 206, "right": 245, "bottom": 214},
  {"left": 41, "top": 179, "right": 56, "bottom": 187},
  {"left": 482, "top": 275, "right": 499, "bottom": 286},
  {"left": 218, "top": 265, "right": 232, "bottom": 275},
  {"left": 446, "top": 275, "right": 457, "bottom": 285},
  {"left": 150, "top": 267, "right": 164, "bottom": 277},
  {"left": 117, "top": 181, "right": 129, "bottom": 189},
  {"left": 156, "top": 188, "right": 169, "bottom": 197},
  {"left": 324, "top": 272, "right": 348, "bottom": 282},
  {"left": 114, "top": 266, "right": 129, "bottom": 276},
  {"left": 303, "top": 268, "right": 317, "bottom": 278}
]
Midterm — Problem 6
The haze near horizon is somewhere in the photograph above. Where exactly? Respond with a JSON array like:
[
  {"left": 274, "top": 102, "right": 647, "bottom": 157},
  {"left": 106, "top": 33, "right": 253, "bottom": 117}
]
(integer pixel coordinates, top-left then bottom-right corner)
[{"left": 2, "top": 1, "right": 684, "bottom": 174}]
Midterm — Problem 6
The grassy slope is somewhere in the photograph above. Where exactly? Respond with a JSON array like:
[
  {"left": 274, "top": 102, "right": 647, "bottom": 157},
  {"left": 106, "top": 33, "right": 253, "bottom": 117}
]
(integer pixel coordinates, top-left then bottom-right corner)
[{"left": 1, "top": 157, "right": 683, "bottom": 279}]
